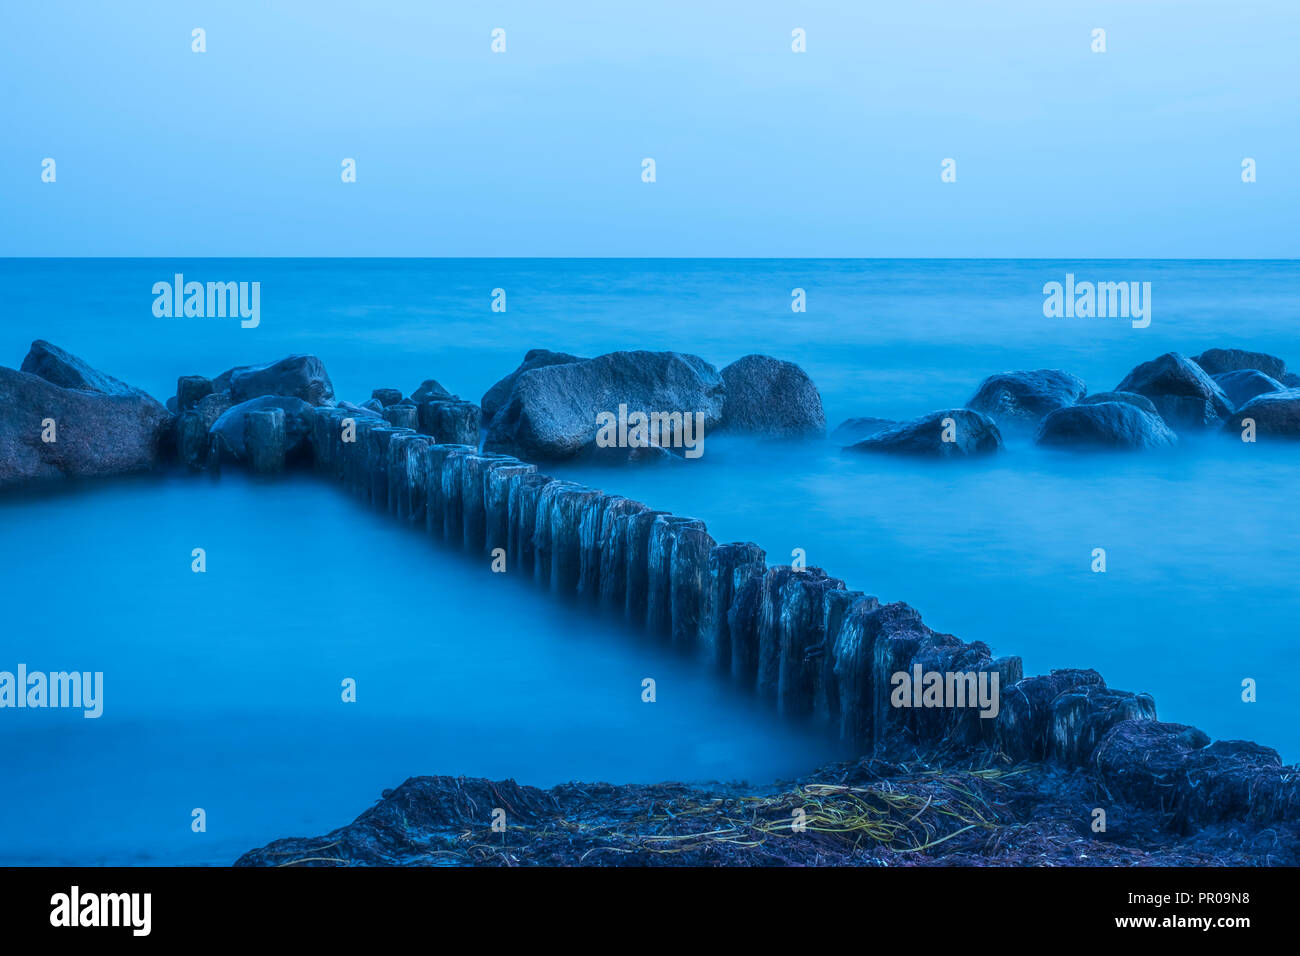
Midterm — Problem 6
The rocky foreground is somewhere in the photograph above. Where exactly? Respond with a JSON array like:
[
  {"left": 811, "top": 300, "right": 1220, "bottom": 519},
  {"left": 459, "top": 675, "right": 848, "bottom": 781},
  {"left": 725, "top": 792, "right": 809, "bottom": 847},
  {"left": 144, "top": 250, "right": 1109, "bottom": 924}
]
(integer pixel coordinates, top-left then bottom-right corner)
[
  {"left": 4, "top": 339, "right": 1299, "bottom": 866},
  {"left": 235, "top": 740, "right": 1300, "bottom": 867}
]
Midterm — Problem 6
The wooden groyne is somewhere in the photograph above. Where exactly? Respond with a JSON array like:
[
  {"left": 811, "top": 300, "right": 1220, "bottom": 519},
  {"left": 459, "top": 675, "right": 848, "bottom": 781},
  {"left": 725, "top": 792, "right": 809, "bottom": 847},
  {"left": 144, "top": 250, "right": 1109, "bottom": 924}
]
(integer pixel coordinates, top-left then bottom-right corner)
[{"left": 297, "top": 404, "right": 1297, "bottom": 834}]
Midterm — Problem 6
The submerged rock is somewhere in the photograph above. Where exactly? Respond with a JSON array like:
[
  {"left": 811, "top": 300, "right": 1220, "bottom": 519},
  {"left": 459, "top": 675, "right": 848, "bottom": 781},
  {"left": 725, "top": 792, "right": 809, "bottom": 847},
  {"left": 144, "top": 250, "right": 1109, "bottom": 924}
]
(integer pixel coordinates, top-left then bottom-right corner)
[
  {"left": 719, "top": 354, "right": 826, "bottom": 437},
  {"left": 0, "top": 365, "right": 170, "bottom": 488},
  {"left": 1212, "top": 369, "right": 1284, "bottom": 409},
  {"left": 484, "top": 350, "right": 725, "bottom": 462},
  {"left": 480, "top": 349, "right": 584, "bottom": 426},
  {"left": 1224, "top": 387, "right": 1300, "bottom": 438},
  {"left": 372, "top": 388, "right": 405, "bottom": 407},
  {"left": 227, "top": 355, "right": 335, "bottom": 406},
  {"left": 1115, "top": 352, "right": 1232, "bottom": 430},
  {"left": 1192, "top": 347, "right": 1287, "bottom": 380},
  {"left": 209, "top": 395, "right": 314, "bottom": 463},
  {"left": 830, "top": 417, "right": 895, "bottom": 445},
  {"left": 845, "top": 409, "right": 1001, "bottom": 458},
  {"left": 1035, "top": 402, "right": 1177, "bottom": 450},
  {"left": 966, "top": 369, "right": 1086, "bottom": 428}
]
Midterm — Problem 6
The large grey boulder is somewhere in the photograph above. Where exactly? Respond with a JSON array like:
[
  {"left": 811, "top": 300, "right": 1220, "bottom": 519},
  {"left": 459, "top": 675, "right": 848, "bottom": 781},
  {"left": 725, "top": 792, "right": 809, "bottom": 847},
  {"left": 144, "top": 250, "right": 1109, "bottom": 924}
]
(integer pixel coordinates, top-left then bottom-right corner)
[
  {"left": 1035, "top": 402, "right": 1177, "bottom": 451},
  {"left": 1224, "top": 388, "right": 1300, "bottom": 438},
  {"left": 718, "top": 354, "right": 825, "bottom": 437},
  {"left": 1, "top": 363, "right": 170, "bottom": 489},
  {"left": 1115, "top": 352, "right": 1232, "bottom": 430},
  {"left": 224, "top": 355, "right": 334, "bottom": 406},
  {"left": 484, "top": 350, "right": 725, "bottom": 462},
  {"left": 966, "top": 369, "right": 1086, "bottom": 428},
  {"left": 209, "top": 395, "right": 315, "bottom": 462},
  {"left": 481, "top": 349, "right": 584, "bottom": 425},
  {"left": 21, "top": 340, "right": 155, "bottom": 399},
  {"left": 845, "top": 408, "right": 1001, "bottom": 458},
  {"left": 1192, "top": 348, "right": 1287, "bottom": 380},
  {"left": 1212, "top": 370, "right": 1285, "bottom": 410}
]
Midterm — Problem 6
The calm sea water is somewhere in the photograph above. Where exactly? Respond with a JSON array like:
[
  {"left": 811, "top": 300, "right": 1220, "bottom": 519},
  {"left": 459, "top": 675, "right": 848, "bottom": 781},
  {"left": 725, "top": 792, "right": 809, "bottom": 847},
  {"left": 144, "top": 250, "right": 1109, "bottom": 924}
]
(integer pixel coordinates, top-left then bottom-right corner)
[{"left": 2, "top": 258, "right": 1298, "bottom": 864}]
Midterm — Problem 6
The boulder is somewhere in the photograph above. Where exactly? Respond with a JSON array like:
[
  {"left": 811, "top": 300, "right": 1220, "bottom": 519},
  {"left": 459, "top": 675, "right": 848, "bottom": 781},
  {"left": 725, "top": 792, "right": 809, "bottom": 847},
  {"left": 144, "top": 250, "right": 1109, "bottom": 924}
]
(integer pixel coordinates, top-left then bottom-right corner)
[
  {"left": 1092, "top": 720, "right": 1210, "bottom": 813},
  {"left": 209, "top": 396, "right": 315, "bottom": 463},
  {"left": 1282, "top": 372, "right": 1300, "bottom": 389},
  {"left": 1192, "top": 348, "right": 1286, "bottom": 380},
  {"left": 830, "top": 417, "right": 895, "bottom": 445},
  {"left": 211, "top": 364, "right": 251, "bottom": 393},
  {"left": 481, "top": 349, "right": 584, "bottom": 425},
  {"left": 845, "top": 409, "right": 1001, "bottom": 458},
  {"left": 0, "top": 365, "right": 170, "bottom": 488},
  {"left": 1211, "top": 370, "right": 1284, "bottom": 409},
  {"left": 1225, "top": 387, "right": 1300, "bottom": 438},
  {"left": 484, "top": 351, "right": 725, "bottom": 462},
  {"left": 966, "top": 369, "right": 1086, "bottom": 428},
  {"left": 1035, "top": 402, "right": 1177, "bottom": 451},
  {"left": 718, "top": 354, "right": 825, "bottom": 437},
  {"left": 1085, "top": 719, "right": 1295, "bottom": 832},
  {"left": 227, "top": 355, "right": 334, "bottom": 406},
  {"left": 20, "top": 340, "right": 156, "bottom": 400},
  {"left": 1115, "top": 352, "right": 1232, "bottom": 429},
  {"left": 372, "top": 388, "right": 405, "bottom": 407},
  {"left": 1078, "top": 391, "right": 1158, "bottom": 416}
]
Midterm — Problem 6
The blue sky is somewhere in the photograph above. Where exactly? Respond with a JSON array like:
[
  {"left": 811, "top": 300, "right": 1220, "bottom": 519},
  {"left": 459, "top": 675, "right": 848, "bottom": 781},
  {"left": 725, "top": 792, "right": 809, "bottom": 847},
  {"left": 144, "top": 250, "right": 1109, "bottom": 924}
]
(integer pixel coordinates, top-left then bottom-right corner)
[{"left": 2, "top": 0, "right": 1296, "bottom": 257}]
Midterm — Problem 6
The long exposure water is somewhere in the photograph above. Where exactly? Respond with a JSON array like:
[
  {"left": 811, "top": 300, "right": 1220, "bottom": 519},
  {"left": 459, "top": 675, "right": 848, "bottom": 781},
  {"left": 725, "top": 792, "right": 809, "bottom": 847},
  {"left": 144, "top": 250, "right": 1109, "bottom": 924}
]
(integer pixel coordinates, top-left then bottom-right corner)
[{"left": 2, "top": 258, "right": 1297, "bottom": 863}]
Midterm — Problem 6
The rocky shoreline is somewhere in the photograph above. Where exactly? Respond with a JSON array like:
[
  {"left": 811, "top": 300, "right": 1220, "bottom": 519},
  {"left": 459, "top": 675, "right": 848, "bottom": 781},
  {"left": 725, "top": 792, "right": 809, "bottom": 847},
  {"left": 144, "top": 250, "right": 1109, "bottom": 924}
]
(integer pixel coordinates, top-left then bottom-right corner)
[{"left": 3, "top": 339, "right": 1298, "bottom": 866}]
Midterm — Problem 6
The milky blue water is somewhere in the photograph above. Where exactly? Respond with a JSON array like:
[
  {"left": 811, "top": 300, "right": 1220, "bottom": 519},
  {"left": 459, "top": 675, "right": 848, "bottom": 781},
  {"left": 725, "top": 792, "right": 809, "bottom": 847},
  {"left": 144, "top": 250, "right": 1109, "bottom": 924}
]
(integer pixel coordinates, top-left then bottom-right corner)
[{"left": 2, "top": 258, "right": 1298, "bottom": 864}]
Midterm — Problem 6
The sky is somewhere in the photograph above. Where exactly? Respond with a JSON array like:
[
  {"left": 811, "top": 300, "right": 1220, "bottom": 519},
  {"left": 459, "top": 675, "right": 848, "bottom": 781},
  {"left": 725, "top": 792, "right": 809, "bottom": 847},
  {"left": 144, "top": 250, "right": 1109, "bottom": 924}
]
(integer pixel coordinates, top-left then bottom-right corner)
[{"left": 2, "top": 0, "right": 1297, "bottom": 257}]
